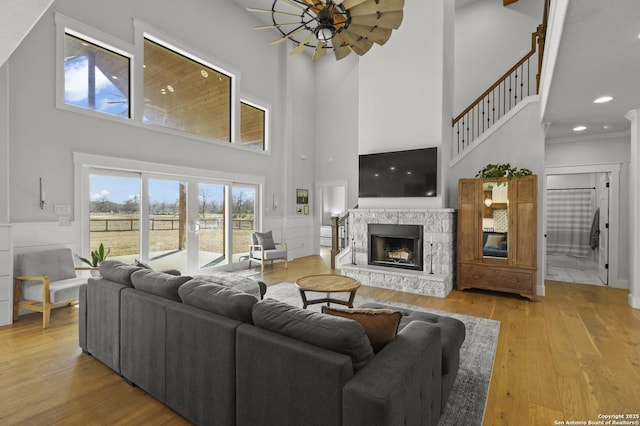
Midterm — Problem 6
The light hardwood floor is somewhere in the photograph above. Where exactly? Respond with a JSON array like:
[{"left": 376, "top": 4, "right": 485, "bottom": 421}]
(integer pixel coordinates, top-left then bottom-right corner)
[{"left": 1, "top": 253, "right": 639, "bottom": 425}]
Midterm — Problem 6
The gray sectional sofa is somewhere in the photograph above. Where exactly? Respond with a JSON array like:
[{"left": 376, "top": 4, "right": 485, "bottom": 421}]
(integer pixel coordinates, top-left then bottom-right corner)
[{"left": 79, "top": 260, "right": 465, "bottom": 426}]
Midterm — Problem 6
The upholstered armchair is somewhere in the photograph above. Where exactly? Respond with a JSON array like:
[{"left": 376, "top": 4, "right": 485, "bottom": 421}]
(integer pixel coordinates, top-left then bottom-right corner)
[
  {"left": 13, "top": 247, "right": 88, "bottom": 328},
  {"left": 249, "top": 231, "right": 288, "bottom": 273}
]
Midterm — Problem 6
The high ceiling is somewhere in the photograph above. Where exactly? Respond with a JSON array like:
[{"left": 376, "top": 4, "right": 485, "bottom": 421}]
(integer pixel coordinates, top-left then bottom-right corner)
[
  {"left": 2, "top": 1, "right": 639, "bottom": 143},
  {"left": 542, "top": 0, "right": 640, "bottom": 141},
  {"left": 233, "top": 0, "right": 640, "bottom": 142}
]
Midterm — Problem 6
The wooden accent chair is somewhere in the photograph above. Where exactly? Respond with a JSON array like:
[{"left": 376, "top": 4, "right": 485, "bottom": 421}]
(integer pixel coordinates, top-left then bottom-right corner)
[
  {"left": 13, "top": 248, "right": 88, "bottom": 329},
  {"left": 248, "top": 231, "right": 288, "bottom": 273}
]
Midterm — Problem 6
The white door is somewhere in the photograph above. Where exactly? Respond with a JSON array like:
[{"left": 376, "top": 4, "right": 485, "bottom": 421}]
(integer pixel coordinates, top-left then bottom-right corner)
[{"left": 596, "top": 173, "right": 609, "bottom": 285}]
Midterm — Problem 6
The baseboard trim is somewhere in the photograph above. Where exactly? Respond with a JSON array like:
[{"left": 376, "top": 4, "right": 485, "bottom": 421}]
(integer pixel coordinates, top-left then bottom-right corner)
[{"left": 628, "top": 293, "right": 640, "bottom": 310}]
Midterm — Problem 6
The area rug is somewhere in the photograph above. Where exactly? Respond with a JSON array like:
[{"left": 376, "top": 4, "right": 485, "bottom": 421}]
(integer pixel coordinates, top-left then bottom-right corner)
[
  {"left": 265, "top": 283, "right": 500, "bottom": 426},
  {"left": 228, "top": 268, "right": 261, "bottom": 278}
]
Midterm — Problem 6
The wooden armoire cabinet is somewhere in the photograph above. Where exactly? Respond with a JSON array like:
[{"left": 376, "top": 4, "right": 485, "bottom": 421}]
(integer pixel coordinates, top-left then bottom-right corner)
[{"left": 457, "top": 175, "right": 538, "bottom": 301}]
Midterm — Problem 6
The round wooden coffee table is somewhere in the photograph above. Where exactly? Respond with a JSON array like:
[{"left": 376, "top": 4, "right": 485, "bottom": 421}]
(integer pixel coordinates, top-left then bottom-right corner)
[{"left": 295, "top": 274, "right": 361, "bottom": 309}]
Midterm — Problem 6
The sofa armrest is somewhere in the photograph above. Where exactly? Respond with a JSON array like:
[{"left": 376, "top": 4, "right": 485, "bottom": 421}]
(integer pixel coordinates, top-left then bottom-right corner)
[{"left": 343, "top": 321, "right": 443, "bottom": 426}]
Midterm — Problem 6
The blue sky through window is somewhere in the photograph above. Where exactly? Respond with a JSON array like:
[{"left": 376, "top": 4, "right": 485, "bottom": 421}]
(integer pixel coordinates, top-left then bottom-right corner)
[{"left": 64, "top": 56, "right": 129, "bottom": 117}]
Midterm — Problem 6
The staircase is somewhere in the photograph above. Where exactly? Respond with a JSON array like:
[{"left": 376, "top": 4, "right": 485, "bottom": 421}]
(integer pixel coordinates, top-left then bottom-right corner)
[{"left": 452, "top": 0, "right": 550, "bottom": 157}]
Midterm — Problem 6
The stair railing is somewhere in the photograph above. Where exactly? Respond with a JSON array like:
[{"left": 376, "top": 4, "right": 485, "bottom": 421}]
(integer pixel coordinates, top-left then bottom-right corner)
[
  {"left": 452, "top": 0, "right": 549, "bottom": 155},
  {"left": 330, "top": 207, "right": 355, "bottom": 269}
]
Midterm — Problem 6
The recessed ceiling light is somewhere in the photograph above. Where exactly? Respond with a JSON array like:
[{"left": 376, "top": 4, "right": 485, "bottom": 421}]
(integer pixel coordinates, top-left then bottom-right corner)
[
  {"left": 573, "top": 125, "right": 587, "bottom": 132},
  {"left": 593, "top": 96, "right": 613, "bottom": 104},
  {"left": 603, "top": 124, "right": 613, "bottom": 130}
]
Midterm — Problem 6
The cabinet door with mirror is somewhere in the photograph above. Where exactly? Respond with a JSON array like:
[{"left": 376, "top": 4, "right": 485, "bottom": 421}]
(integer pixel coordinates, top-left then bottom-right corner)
[
  {"left": 457, "top": 175, "right": 537, "bottom": 301},
  {"left": 481, "top": 181, "right": 509, "bottom": 260}
]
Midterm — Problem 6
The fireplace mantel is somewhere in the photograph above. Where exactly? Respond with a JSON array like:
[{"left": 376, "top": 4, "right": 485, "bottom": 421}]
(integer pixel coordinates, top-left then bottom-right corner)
[{"left": 338, "top": 208, "right": 457, "bottom": 298}]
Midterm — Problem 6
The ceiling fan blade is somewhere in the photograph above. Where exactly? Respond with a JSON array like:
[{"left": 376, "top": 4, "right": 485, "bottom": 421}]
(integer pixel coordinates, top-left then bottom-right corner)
[
  {"left": 347, "top": 0, "right": 404, "bottom": 17},
  {"left": 339, "top": 30, "right": 373, "bottom": 56},
  {"left": 289, "top": 33, "right": 314, "bottom": 55},
  {"left": 312, "top": 41, "right": 327, "bottom": 61},
  {"left": 346, "top": 24, "right": 392, "bottom": 45},
  {"left": 247, "top": 8, "right": 301, "bottom": 18},
  {"left": 285, "top": 0, "right": 308, "bottom": 10},
  {"left": 254, "top": 22, "right": 302, "bottom": 30},
  {"left": 342, "top": 0, "right": 367, "bottom": 8},
  {"left": 332, "top": 41, "right": 352, "bottom": 60},
  {"left": 350, "top": 11, "right": 403, "bottom": 29},
  {"left": 269, "top": 27, "right": 307, "bottom": 45}
]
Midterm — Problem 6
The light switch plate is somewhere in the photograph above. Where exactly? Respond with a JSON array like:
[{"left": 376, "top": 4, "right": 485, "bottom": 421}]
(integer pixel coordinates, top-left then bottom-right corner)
[{"left": 54, "top": 204, "right": 71, "bottom": 215}]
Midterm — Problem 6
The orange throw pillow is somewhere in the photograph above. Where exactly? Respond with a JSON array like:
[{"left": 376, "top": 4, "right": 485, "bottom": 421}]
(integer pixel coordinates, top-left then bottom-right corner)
[{"left": 322, "top": 306, "right": 402, "bottom": 353}]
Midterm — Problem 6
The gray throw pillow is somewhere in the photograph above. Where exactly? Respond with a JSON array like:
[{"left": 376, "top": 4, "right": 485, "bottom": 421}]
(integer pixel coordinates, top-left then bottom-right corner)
[
  {"left": 252, "top": 298, "right": 374, "bottom": 371},
  {"left": 179, "top": 279, "right": 258, "bottom": 324},
  {"left": 131, "top": 269, "right": 192, "bottom": 302},
  {"left": 99, "top": 260, "right": 143, "bottom": 287},
  {"left": 254, "top": 230, "right": 276, "bottom": 250}
]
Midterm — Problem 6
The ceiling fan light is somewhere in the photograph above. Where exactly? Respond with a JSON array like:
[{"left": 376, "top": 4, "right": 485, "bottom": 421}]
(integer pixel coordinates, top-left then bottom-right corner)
[{"left": 315, "top": 24, "right": 336, "bottom": 41}]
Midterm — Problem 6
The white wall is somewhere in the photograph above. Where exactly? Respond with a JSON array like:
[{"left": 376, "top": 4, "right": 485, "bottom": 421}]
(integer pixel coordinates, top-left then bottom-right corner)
[
  {"left": 358, "top": 0, "right": 454, "bottom": 209},
  {"left": 545, "top": 134, "right": 631, "bottom": 284},
  {"left": 3, "top": 0, "right": 329, "bottom": 260},
  {"left": 7, "top": 0, "right": 286, "bottom": 223},
  {"left": 314, "top": 55, "right": 360, "bottom": 211},
  {"left": 454, "top": 0, "right": 544, "bottom": 114},
  {"left": 0, "top": 63, "right": 8, "bottom": 223},
  {"left": 448, "top": 98, "right": 546, "bottom": 293}
]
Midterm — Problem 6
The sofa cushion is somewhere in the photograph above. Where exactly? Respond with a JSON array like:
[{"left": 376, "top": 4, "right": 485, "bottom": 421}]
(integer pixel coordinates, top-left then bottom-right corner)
[
  {"left": 253, "top": 298, "right": 374, "bottom": 371},
  {"left": 360, "top": 302, "right": 466, "bottom": 375},
  {"left": 254, "top": 230, "right": 276, "bottom": 250},
  {"left": 321, "top": 306, "right": 402, "bottom": 353},
  {"left": 131, "top": 269, "right": 192, "bottom": 302},
  {"left": 179, "top": 279, "right": 258, "bottom": 324},
  {"left": 134, "top": 258, "right": 182, "bottom": 276},
  {"left": 99, "top": 260, "right": 143, "bottom": 287},
  {"left": 192, "top": 272, "right": 262, "bottom": 300}
]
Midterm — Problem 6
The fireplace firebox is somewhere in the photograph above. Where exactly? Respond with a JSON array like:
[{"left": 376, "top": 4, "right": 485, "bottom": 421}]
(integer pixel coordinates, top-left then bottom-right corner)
[{"left": 368, "top": 224, "right": 423, "bottom": 271}]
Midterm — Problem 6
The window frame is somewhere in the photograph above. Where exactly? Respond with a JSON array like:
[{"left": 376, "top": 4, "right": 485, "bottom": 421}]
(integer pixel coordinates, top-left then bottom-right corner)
[
  {"left": 240, "top": 96, "right": 271, "bottom": 153},
  {"left": 56, "top": 16, "right": 271, "bottom": 154},
  {"left": 55, "top": 12, "right": 135, "bottom": 122},
  {"left": 74, "top": 152, "right": 265, "bottom": 274},
  {"left": 134, "top": 20, "right": 241, "bottom": 147}
]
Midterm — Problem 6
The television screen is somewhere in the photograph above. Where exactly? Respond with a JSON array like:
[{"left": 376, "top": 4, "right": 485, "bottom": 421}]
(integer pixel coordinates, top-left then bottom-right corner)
[{"left": 359, "top": 147, "right": 437, "bottom": 198}]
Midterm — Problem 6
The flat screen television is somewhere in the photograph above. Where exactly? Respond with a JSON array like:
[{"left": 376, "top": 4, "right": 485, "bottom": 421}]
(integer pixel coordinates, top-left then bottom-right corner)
[{"left": 359, "top": 147, "right": 437, "bottom": 198}]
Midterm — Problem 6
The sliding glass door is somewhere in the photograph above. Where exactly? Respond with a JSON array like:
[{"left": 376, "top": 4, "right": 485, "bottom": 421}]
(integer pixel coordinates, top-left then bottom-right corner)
[
  {"left": 88, "top": 172, "right": 141, "bottom": 263},
  {"left": 148, "top": 178, "right": 188, "bottom": 272},
  {"left": 197, "top": 183, "right": 226, "bottom": 269},
  {"left": 231, "top": 186, "right": 256, "bottom": 262},
  {"left": 86, "top": 169, "right": 259, "bottom": 274}
]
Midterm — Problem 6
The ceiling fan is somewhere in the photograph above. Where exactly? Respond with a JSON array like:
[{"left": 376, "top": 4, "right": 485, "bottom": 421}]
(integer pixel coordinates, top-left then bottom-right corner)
[{"left": 248, "top": 0, "right": 404, "bottom": 61}]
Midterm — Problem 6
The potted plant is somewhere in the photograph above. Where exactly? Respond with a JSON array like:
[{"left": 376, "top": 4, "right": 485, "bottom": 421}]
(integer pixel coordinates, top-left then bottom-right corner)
[
  {"left": 476, "top": 163, "right": 532, "bottom": 180},
  {"left": 79, "top": 243, "right": 111, "bottom": 275}
]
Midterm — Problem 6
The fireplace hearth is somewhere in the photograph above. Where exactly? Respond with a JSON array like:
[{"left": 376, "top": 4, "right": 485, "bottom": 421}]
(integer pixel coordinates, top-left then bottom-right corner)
[{"left": 368, "top": 224, "right": 423, "bottom": 271}]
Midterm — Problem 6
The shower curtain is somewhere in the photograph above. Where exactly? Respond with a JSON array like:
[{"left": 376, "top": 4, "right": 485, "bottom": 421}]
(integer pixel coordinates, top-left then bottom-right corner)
[{"left": 546, "top": 189, "right": 594, "bottom": 257}]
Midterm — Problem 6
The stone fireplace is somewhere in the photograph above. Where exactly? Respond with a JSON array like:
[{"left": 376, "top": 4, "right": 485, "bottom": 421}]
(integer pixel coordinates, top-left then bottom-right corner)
[
  {"left": 368, "top": 224, "right": 423, "bottom": 271},
  {"left": 339, "top": 209, "right": 456, "bottom": 298}
]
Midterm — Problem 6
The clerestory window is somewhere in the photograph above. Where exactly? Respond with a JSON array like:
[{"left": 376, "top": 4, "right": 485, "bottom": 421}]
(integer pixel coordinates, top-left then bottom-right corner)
[
  {"left": 240, "top": 101, "right": 268, "bottom": 151},
  {"left": 63, "top": 32, "right": 131, "bottom": 118},
  {"left": 143, "top": 38, "right": 232, "bottom": 142}
]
